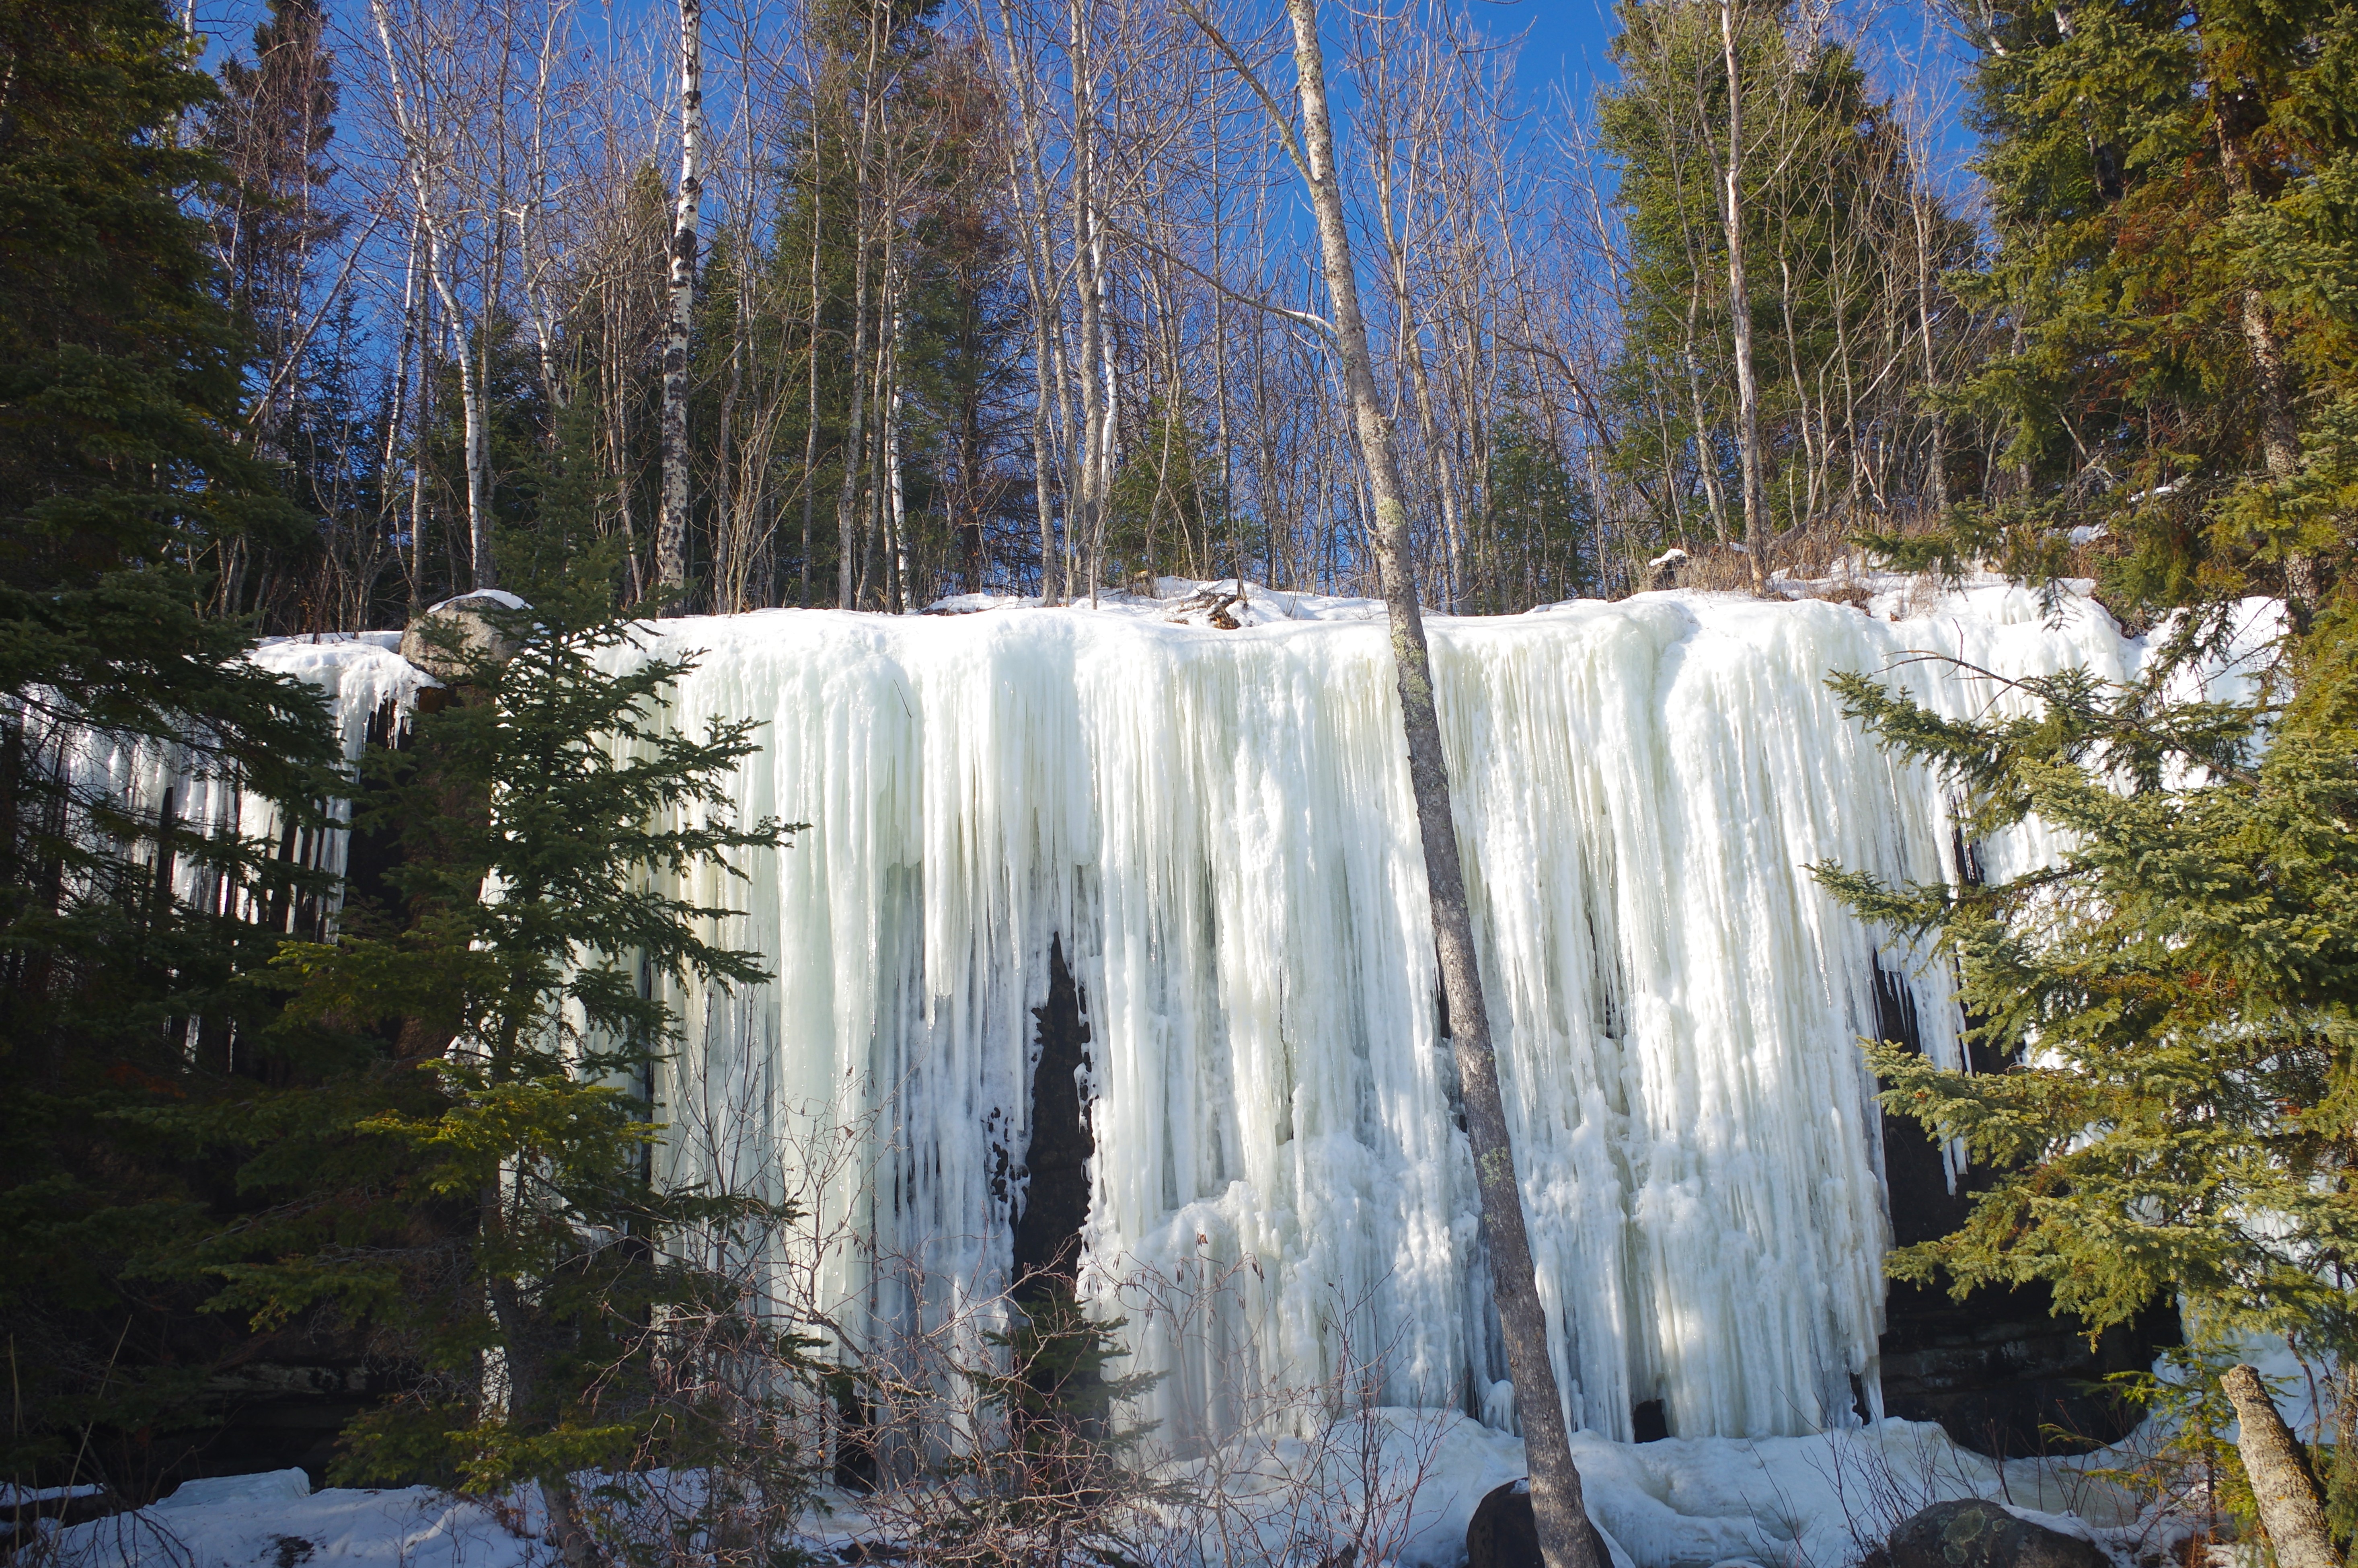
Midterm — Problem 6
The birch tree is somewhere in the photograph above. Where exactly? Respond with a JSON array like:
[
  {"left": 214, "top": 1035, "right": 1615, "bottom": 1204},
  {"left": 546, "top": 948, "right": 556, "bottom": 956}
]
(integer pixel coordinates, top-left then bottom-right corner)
[{"left": 656, "top": 0, "right": 704, "bottom": 599}]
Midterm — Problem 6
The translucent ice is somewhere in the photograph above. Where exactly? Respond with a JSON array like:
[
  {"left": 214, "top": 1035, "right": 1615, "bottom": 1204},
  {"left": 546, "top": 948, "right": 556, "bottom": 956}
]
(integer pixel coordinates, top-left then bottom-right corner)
[{"left": 228, "top": 586, "right": 2272, "bottom": 1446}]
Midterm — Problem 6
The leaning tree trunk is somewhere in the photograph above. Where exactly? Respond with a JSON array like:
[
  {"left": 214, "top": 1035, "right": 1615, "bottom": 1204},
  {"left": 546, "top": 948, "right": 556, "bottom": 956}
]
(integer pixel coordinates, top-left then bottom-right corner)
[
  {"left": 656, "top": 0, "right": 703, "bottom": 602},
  {"left": 2222, "top": 1364, "right": 2338, "bottom": 1568},
  {"left": 1281, "top": 7, "right": 1599, "bottom": 1568}
]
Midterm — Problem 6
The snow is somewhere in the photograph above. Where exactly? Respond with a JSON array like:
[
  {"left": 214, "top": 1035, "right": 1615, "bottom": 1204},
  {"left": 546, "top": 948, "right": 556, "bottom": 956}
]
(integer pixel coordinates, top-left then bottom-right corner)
[
  {"left": 427, "top": 588, "right": 533, "bottom": 614},
  {"left": 1, "top": 1482, "right": 104, "bottom": 1505},
  {"left": 43, "top": 1414, "right": 2178, "bottom": 1568},
  {"left": 47, "top": 1471, "right": 532, "bottom": 1568},
  {"left": 925, "top": 575, "right": 1388, "bottom": 625},
  {"left": 148, "top": 1469, "right": 312, "bottom": 1513}
]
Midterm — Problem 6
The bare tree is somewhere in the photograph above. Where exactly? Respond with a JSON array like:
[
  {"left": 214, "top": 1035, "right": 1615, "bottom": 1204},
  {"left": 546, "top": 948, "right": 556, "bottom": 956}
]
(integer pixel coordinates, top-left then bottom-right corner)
[
  {"left": 657, "top": 0, "right": 704, "bottom": 600},
  {"left": 1266, "top": 4, "right": 1601, "bottom": 1564}
]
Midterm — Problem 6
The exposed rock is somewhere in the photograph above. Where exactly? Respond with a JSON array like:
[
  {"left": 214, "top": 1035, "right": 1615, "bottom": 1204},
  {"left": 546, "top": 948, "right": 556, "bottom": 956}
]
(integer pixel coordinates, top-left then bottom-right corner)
[
  {"left": 398, "top": 592, "right": 526, "bottom": 684},
  {"left": 1466, "top": 1479, "right": 1616, "bottom": 1568},
  {"left": 1163, "top": 584, "right": 1245, "bottom": 629},
  {"left": 1872, "top": 959, "right": 2178, "bottom": 1456},
  {"left": 1885, "top": 1500, "right": 2108, "bottom": 1568}
]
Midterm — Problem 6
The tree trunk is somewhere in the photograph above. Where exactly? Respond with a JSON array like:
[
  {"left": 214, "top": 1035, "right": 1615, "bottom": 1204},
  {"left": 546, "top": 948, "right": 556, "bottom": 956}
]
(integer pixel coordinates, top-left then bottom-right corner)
[
  {"left": 655, "top": 0, "right": 703, "bottom": 603},
  {"left": 885, "top": 304, "right": 912, "bottom": 612},
  {"left": 801, "top": 105, "right": 824, "bottom": 608},
  {"left": 1067, "top": 0, "right": 1117, "bottom": 604},
  {"left": 2222, "top": 1364, "right": 2337, "bottom": 1568},
  {"left": 2206, "top": 75, "right": 2316, "bottom": 609},
  {"left": 1717, "top": 0, "right": 1768, "bottom": 592},
  {"left": 1913, "top": 190, "right": 1949, "bottom": 518},
  {"left": 448, "top": 262, "right": 495, "bottom": 592},
  {"left": 1280, "top": 8, "right": 1598, "bottom": 1568},
  {"left": 837, "top": 20, "right": 881, "bottom": 610}
]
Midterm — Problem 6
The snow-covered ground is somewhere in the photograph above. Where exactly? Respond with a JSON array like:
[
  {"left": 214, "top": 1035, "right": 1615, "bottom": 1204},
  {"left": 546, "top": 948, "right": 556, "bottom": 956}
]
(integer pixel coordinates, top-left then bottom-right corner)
[{"left": 32, "top": 1404, "right": 2217, "bottom": 1568}]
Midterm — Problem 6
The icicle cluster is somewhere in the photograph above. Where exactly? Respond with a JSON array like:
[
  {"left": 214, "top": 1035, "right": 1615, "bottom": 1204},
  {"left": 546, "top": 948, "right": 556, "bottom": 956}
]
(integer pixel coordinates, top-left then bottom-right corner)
[
  {"left": 560, "top": 585, "right": 2140, "bottom": 1446},
  {"left": 244, "top": 586, "right": 2221, "bottom": 1445}
]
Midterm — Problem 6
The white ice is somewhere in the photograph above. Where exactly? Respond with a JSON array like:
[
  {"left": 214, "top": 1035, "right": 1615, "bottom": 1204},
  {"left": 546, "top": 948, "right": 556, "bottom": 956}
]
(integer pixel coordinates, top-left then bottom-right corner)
[{"left": 231, "top": 584, "right": 2276, "bottom": 1451}]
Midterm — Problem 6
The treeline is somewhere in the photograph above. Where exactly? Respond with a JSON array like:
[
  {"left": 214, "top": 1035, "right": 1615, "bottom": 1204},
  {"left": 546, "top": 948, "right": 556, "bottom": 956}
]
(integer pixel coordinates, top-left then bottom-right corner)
[{"left": 185, "top": 0, "right": 2340, "bottom": 626}]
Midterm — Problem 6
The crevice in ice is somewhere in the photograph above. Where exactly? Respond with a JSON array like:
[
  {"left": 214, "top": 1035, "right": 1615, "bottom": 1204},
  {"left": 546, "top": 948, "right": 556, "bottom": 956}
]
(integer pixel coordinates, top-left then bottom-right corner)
[{"left": 1013, "top": 934, "right": 1095, "bottom": 1294}]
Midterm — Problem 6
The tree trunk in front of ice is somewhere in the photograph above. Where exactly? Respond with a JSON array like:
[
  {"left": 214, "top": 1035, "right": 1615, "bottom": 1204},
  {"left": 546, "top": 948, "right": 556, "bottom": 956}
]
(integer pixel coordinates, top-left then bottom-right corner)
[{"left": 1281, "top": 6, "right": 1599, "bottom": 1568}]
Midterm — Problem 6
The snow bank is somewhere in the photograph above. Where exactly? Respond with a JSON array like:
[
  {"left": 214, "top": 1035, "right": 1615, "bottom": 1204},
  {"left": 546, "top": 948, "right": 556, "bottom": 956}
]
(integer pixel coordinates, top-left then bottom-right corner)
[
  {"left": 44, "top": 1470, "right": 531, "bottom": 1568},
  {"left": 44, "top": 1414, "right": 2161, "bottom": 1568}
]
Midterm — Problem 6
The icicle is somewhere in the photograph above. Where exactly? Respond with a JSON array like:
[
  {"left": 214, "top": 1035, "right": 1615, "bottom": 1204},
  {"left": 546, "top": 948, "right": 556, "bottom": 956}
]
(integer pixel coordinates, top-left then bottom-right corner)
[{"left": 235, "top": 587, "right": 2245, "bottom": 1445}]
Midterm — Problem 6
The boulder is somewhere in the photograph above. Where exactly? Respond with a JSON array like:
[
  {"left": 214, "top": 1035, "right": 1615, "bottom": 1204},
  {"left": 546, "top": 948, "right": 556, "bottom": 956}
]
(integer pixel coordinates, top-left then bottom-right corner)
[
  {"left": 398, "top": 592, "right": 526, "bottom": 685},
  {"left": 1885, "top": 1500, "right": 2108, "bottom": 1568},
  {"left": 1466, "top": 1479, "right": 1617, "bottom": 1568}
]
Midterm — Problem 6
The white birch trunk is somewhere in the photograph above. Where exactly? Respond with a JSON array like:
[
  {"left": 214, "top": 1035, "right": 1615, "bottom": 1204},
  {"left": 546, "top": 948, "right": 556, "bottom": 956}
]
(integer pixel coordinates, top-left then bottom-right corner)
[
  {"left": 1717, "top": 0, "right": 1769, "bottom": 591},
  {"left": 657, "top": 0, "right": 703, "bottom": 600}
]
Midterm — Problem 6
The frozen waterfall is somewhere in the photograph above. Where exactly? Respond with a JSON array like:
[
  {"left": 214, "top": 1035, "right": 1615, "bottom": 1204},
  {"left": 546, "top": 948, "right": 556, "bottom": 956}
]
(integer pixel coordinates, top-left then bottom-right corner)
[{"left": 252, "top": 582, "right": 2177, "bottom": 1447}]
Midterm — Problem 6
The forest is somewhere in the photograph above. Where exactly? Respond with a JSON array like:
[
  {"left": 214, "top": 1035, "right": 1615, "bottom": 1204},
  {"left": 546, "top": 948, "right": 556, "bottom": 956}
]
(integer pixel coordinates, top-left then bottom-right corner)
[
  {"left": 2, "top": 0, "right": 2355, "bottom": 1558},
  {"left": 101, "top": 0, "right": 2249, "bottom": 623}
]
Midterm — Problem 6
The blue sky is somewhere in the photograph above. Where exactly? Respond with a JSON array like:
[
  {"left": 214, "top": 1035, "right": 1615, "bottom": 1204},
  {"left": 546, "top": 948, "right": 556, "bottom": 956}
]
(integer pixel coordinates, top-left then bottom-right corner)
[{"left": 189, "top": 0, "right": 1985, "bottom": 215}]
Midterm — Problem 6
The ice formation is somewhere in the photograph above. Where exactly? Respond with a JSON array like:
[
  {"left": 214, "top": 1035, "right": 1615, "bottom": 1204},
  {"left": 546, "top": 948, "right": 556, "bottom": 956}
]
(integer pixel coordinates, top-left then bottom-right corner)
[{"left": 229, "top": 584, "right": 2268, "bottom": 1451}]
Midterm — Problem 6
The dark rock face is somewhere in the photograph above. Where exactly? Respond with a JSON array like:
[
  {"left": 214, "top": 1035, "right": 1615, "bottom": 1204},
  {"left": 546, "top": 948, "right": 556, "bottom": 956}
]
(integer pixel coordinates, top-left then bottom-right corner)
[
  {"left": 1466, "top": 1480, "right": 1616, "bottom": 1568},
  {"left": 1885, "top": 1500, "right": 2109, "bottom": 1568},
  {"left": 1011, "top": 934, "right": 1094, "bottom": 1290},
  {"left": 1869, "top": 960, "right": 2179, "bottom": 1456},
  {"left": 1879, "top": 1281, "right": 2177, "bottom": 1455}
]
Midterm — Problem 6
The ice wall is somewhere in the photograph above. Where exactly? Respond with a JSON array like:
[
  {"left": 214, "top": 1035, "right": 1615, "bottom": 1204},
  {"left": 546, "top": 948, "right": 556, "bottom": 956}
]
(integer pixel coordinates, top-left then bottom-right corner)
[
  {"left": 21, "top": 631, "right": 426, "bottom": 921},
  {"left": 425, "top": 582, "right": 2146, "bottom": 1451}
]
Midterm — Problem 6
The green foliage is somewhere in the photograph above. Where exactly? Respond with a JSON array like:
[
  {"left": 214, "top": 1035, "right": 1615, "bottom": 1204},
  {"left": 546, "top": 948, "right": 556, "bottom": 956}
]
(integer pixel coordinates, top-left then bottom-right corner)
[
  {"left": 1598, "top": 0, "right": 1963, "bottom": 553},
  {"left": 0, "top": 0, "right": 308, "bottom": 583},
  {"left": 194, "top": 601, "right": 805, "bottom": 1495},
  {"left": 1812, "top": 606, "right": 2358, "bottom": 1365},
  {"left": 1103, "top": 401, "right": 1230, "bottom": 587},
  {"left": 0, "top": 0, "right": 349, "bottom": 1492},
  {"left": 1930, "top": 0, "right": 2358, "bottom": 613},
  {"left": 1484, "top": 410, "right": 1590, "bottom": 606},
  {"left": 2080, "top": 1348, "right": 2265, "bottom": 1544}
]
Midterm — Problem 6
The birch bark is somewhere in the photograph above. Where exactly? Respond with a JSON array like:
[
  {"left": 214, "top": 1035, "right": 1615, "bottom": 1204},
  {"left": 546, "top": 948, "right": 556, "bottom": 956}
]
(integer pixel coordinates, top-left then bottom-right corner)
[
  {"left": 1716, "top": 0, "right": 1769, "bottom": 592},
  {"left": 656, "top": 0, "right": 703, "bottom": 600}
]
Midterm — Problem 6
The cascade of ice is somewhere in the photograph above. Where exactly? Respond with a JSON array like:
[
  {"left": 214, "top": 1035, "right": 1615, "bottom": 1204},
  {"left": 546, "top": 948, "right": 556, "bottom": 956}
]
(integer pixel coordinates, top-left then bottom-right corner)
[
  {"left": 20, "top": 632, "right": 427, "bottom": 920},
  {"left": 566, "top": 584, "right": 2136, "bottom": 1448},
  {"left": 238, "top": 585, "right": 2249, "bottom": 1448}
]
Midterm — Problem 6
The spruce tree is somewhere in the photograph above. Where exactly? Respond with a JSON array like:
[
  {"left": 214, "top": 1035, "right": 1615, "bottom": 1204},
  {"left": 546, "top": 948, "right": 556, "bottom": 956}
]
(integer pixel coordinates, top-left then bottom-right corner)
[
  {"left": 195, "top": 596, "right": 804, "bottom": 1552},
  {"left": 1902, "top": 0, "right": 2358, "bottom": 612},
  {"left": 0, "top": 0, "right": 343, "bottom": 1494},
  {"left": 1815, "top": 606, "right": 2358, "bottom": 1489}
]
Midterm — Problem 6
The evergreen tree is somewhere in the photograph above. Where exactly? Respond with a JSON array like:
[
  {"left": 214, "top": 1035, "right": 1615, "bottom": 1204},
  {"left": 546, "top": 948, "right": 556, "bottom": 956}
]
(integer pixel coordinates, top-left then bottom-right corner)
[
  {"left": 1599, "top": 0, "right": 1966, "bottom": 556},
  {"left": 1815, "top": 606, "right": 2358, "bottom": 1489},
  {"left": 1907, "top": 0, "right": 2358, "bottom": 614},
  {"left": 0, "top": 0, "right": 343, "bottom": 1494},
  {"left": 194, "top": 594, "right": 803, "bottom": 1552}
]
